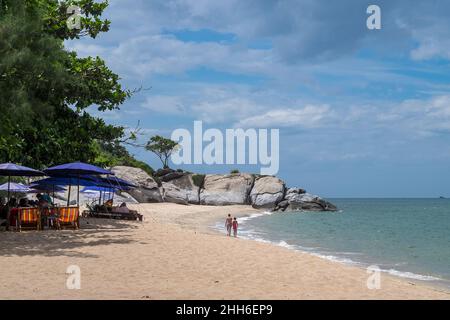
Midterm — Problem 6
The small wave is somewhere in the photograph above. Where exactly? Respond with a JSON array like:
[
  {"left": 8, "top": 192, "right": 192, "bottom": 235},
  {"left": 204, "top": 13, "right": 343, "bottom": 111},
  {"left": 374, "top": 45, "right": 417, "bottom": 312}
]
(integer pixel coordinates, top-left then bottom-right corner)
[
  {"left": 384, "top": 269, "right": 441, "bottom": 281},
  {"left": 310, "top": 252, "right": 362, "bottom": 266},
  {"left": 237, "top": 211, "right": 274, "bottom": 224},
  {"left": 277, "top": 240, "right": 298, "bottom": 250}
]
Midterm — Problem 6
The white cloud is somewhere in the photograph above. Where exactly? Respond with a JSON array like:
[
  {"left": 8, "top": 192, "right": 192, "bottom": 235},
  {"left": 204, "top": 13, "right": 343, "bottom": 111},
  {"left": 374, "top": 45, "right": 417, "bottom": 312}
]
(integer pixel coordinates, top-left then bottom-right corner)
[
  {"left": 141, "top": 95, "right": 187, "bottom": 114},
  {"left": 236, "top": 104, "right": 333, "bottom": 128},
  {"left": 69, "top": 34, "right": 272, "bottom": 80}
]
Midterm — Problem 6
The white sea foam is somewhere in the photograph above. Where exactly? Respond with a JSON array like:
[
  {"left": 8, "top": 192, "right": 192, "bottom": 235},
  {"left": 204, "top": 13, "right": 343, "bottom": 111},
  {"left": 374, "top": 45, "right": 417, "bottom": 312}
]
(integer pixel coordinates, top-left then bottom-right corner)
[
  {"left": 385, "top": 269, "right": 441, "bottom": 281},
  {"left": 310, "top": 252, "right": 362, "bottom": 266},
  {"left": 237, "top": 211, "right": 275, "bottom": 224}
]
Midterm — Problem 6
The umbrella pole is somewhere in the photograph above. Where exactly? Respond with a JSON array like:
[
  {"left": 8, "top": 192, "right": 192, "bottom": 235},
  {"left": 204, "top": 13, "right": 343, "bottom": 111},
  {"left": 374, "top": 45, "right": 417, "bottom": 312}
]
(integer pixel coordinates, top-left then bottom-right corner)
[
  {"left": 77, "top": 175, "right": 80, "bottom": 207},
  {"left": 67, "top": 185, "right": 71, "bottom": 207},
  {"left": 7, "top": 175, "right": 11, "bottom": 203},
  {"left": 6, "top": 175, "right": 11, "bottom": 231},
  {"left": 52, "top": 185, "right": 55, "bottom": 204},
  {"left": 99, "top": 190, "right": 102, "bottom": 205}
]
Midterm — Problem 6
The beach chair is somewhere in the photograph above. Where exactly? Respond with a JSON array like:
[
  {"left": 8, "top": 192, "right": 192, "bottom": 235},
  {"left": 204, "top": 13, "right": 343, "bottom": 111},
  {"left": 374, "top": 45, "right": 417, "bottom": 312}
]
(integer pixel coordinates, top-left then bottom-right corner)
[
  {"left": 57, "top": 207, "right": 80, "bottom": 230},
  {"left": 17, "top": 207, "right": 40, "bottom": 232}
]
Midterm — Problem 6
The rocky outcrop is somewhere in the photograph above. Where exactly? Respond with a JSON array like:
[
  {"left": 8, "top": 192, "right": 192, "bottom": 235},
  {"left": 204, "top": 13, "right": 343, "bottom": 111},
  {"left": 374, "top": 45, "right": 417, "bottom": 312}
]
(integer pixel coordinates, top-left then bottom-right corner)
[
  {"left": 274, "top": 188, "right": 337, "bottom": 212},
  {"left": 200, "top": 174, "right": 254, "bottom": 206},
  {"left": 110, "top": 166, "right": 163, "bottom": 203},
  {"left": 162, "top": 174, "right": 199, "bottom": 205},
  {"left": 109, "top": 166, "right": 337, "bottom": 211},
  {"left": 250, "top": 176, "right": 285, "bottom": 209}
]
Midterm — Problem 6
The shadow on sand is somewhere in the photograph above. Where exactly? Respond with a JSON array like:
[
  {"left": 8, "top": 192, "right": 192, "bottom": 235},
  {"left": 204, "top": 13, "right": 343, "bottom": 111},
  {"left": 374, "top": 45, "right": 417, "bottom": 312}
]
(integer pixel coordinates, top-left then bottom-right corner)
[{"left": 0, "top": 218, "right": 142, "bottom": 258}]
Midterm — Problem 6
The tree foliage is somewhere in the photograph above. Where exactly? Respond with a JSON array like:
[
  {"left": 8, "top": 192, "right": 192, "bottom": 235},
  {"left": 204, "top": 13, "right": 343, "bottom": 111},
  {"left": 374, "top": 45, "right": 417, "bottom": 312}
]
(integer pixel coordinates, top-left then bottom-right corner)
[
  {"left": 0, "top": 0, "right": 133, "bottom": 169},
  {"left": 146, "top": 136, "right": 179, "bottom": 169}
]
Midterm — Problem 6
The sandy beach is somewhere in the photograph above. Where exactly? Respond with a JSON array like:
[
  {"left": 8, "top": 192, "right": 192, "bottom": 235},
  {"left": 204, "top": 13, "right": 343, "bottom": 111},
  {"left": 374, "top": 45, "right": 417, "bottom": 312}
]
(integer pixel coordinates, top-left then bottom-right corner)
[{"left": 0, "top": 203, "right": 449, "bottom": 300}]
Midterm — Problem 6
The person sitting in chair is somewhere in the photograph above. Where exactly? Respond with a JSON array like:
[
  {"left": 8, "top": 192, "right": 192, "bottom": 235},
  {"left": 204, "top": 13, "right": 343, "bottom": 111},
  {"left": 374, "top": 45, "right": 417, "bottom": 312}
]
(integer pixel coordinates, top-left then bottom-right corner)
[
  {"left": 113, "top": 202, "right": 130, "bottom": 214},
  {"left": 18, "top": 198, "right": 30, "bottom": 208}
]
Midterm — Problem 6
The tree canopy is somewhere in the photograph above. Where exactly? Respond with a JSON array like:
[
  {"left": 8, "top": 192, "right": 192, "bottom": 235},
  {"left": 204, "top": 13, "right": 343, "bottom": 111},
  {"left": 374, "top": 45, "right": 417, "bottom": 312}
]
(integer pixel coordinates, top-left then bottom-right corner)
[
  {"left": 0, "top": 0, "right": 138, "bottom": 170},
  {"left": 146, "top": 136, "right": 179, "bottom": 169}
]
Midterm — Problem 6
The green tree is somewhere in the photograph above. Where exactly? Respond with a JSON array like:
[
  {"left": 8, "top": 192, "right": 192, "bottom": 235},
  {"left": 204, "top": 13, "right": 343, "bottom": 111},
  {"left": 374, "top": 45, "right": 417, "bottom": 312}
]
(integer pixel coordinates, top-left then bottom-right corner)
[
  {"left": 146, "top": 136, "right": 179, "bottom": 169},
  {"left": 0, "top": 0, "right": 133, "bottom": 169}
]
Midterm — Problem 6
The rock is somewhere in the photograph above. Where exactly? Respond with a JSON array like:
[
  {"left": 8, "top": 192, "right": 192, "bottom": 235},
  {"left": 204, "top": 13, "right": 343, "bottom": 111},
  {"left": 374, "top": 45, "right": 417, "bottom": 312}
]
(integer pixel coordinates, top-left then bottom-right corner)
[
  {"left": 250, "top": 176, "right": 285, "bottom": 209},
  {"left": 283, "top": 189, "right": 337, "bottom": 211},
  {"left": 200, "top": 174, "right": 254, "bottom": 206},
  {"left": 162, "top": 174, "right": 199, "bottom": 205},
  {"left": 160, "top": 171, "right": 186, "bottom": 182},
  {"left": 286, "top": 187, "right": 306, "bottom": 195},
  {"left": 154, "top": 168, "right": 175, "bottom": 177},
  {"left": 110, "top": 166, "right": 163, "bottom": 203},
  {"left": 161, "top": 183, "right": 189, "bottom": 205},
  {"left": 274, "top": 200, "right": 289, "bottom": 212}
]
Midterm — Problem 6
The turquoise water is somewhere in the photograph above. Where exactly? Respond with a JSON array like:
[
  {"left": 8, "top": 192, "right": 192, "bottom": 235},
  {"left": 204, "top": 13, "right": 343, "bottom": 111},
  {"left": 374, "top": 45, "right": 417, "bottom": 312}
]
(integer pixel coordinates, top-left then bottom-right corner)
[{"left": 220, "top": 199, "right": 450, "bottom": 288}]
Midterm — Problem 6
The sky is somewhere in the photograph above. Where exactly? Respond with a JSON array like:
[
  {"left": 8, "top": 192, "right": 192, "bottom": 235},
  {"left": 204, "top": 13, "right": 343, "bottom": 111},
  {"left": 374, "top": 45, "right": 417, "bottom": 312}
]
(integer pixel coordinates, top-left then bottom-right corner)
[{"left": 67, "top": 0, "right": 450, "bottom": 198}]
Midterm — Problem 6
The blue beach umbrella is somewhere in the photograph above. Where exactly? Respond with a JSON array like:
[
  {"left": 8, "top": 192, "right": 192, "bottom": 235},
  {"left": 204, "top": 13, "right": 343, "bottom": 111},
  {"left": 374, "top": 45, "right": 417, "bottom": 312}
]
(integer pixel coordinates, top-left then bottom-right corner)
[
  {"left": 0, "top": 163, "right": 45, "bottom": 177},
  {"left": 81, "top": 186, "right": 118, "bottom": 193},
  {"left": 43, "top": 162, "right": 112, "bottom": 176},
  {"left": 44, "top": 162, "right": 113, "bottom": 206},
  {"left": 31, "top": 177, "right": 109, "bottom": 188},
  {"left": 29, "top": 184, "right": 66, "bottom": 196},
  {"left": 98, "top": 177, "right": 134, "bottom": 191},
  {"left": 0, "top": 163, "right": 45, "bottom": 201},
  {"left": 0, "top": 182, "right": 31, "bottom": 193}
]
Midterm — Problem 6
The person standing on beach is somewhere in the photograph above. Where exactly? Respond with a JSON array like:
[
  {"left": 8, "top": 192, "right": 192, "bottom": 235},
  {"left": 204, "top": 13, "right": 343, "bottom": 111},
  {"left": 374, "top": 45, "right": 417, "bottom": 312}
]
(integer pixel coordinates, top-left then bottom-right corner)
[
  {"left": 232, "top": 217, "right": 239, "bottom": 238},
  {"left": 225, "top": 214, "right": 233, "bottom": 236}
]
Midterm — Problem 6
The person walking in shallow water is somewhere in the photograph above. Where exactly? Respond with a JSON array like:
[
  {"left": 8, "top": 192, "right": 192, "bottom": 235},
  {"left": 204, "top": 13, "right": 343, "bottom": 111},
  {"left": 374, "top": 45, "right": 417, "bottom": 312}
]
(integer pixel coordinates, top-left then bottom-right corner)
[
  {"left": 232, "top": 217, "right": 239, "bottom": 237},
  {"left": 225, "top": 214, "right": 233, "bottom": 236}
]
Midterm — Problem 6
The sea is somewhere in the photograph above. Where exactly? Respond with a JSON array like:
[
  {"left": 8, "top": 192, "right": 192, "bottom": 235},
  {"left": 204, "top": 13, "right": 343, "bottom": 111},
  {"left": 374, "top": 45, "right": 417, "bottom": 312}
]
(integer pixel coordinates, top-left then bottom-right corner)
[{"left": 213, "top": 198, "right": 450, "bottom": 289}]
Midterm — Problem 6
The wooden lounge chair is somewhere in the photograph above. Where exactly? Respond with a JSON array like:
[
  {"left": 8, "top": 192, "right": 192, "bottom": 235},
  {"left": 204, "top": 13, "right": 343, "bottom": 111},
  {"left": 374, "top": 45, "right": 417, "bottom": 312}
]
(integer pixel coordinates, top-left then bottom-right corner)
[
  {"left": 83, "top": 202, "right": 143, "bottom": 221},
  {"left": 17, "top": 207, "right": 40, "bottom": 232},
  {"left": 57, "top": 207, "right": 80, "bottom": 230}
]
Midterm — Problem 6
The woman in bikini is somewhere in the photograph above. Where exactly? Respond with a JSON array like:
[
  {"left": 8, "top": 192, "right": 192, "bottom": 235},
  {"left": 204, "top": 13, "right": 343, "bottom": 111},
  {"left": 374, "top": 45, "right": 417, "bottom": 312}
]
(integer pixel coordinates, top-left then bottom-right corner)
[{"left": 232, "top": 217, "right": 239, "bottom": 237}]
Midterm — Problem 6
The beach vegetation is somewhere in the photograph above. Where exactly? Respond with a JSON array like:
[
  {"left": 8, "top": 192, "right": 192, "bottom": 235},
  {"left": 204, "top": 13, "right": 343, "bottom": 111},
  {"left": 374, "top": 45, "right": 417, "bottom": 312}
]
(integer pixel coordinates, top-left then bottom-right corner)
[
  {"left": 93, "top": 141, "right": 154, "bottom": 176},
  {"left": 192, "top": 174, "right": 205, "bottom": 188},
  {"left": 145, "top": 135, "right": 179, "bottom": 169},
  {"left": 0, "top": 0, "right": 139, "bottom": 169}
]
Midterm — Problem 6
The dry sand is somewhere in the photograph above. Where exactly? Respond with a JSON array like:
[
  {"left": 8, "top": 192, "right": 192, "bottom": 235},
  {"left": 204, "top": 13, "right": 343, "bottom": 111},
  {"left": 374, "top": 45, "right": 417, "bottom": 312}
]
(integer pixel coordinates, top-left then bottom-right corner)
[{"left": 0, "top": 203, "right": 449, "bottom": 300}]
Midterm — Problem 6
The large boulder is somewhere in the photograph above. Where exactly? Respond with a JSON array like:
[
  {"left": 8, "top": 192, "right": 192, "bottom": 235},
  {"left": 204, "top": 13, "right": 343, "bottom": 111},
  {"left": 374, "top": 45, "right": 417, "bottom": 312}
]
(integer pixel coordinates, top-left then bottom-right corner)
[
  {"left": 162, "top": 174, "right": 199, "bottom": 205},
  {"left": 281, "top": 188, "right": 337, "bottom": 211},
  {"left": 161, "top": 183, "right": 189, "bottom": 205},
  {"left": 250, "top": 176, "right": 285, "bottom": 209},
  {"left": 200, "top": 174, "right": 254, "bottom": 206},
  {"left": 110, "top": 166, "right": 163, "bottom": 203}
]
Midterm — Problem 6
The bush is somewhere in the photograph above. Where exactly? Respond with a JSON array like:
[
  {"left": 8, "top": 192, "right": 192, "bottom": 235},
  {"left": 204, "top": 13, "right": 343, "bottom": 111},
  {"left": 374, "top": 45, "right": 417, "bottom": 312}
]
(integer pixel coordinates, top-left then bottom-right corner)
[
  {"left": 230, "top": 169, "right": 240, "bottom": 174},
  {"left": 92, "top": 141, "right": 154, "bottom": 176},
  {"left": 192, "top": 174, "right": 205, "bottom": 188}
]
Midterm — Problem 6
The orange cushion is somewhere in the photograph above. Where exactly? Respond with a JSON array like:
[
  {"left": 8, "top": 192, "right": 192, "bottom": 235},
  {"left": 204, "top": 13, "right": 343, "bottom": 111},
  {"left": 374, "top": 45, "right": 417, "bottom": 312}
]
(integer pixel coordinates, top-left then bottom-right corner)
[
  {"left": 59, "top": 207, "right": 79, "bottom": 223},
  {"left": 19, "top": 208, "right": 39, "bottom": 223}
]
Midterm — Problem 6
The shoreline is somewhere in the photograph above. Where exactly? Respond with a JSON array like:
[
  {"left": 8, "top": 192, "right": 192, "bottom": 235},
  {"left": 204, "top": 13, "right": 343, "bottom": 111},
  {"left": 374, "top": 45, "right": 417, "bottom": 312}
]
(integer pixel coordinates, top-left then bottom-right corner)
[
  {"left": 131, "top": 203, "right": 450, "bottom": 298},
  {"left": 207, "top": 209, "right": 450, "bottom": 294},
  {"left": 0, "top": 203, "right": 449, "bottom": 299}
]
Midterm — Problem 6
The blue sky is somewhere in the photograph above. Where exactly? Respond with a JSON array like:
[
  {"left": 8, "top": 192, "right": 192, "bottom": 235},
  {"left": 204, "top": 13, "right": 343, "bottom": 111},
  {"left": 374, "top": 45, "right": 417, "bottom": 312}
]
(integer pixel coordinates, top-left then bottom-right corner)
[{"left": 68, "top": 0, "right": 450, "bottom": 197}]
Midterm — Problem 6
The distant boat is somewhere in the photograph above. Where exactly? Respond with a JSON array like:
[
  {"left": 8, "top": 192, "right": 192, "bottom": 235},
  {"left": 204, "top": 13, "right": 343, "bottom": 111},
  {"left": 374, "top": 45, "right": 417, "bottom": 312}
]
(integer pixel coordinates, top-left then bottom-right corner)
[{"left": 439, "top": 196, "right": 446, "bottom": 199}]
